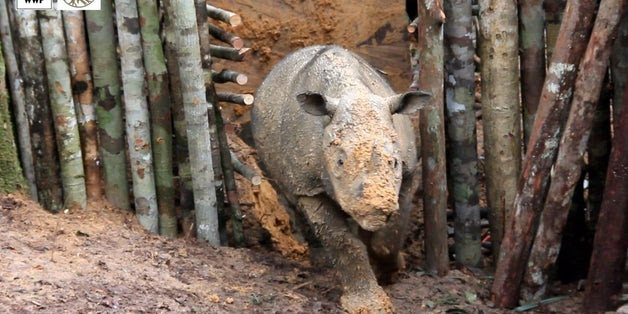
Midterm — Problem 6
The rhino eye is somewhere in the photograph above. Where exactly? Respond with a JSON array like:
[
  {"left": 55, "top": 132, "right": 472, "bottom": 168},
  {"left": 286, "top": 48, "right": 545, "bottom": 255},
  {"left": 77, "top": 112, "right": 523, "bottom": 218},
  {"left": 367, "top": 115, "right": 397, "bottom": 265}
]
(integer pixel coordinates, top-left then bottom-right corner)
[{"left": 337, "top": 158, "right": 344, "bottom": 166}]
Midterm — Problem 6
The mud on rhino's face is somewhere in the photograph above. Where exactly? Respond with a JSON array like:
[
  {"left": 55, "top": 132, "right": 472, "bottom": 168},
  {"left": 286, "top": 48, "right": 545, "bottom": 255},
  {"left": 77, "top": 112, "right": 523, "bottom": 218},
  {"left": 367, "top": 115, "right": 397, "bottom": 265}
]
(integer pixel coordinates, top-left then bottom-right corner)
[{"left": 297, "top": 91, "right": 430, "bottom": 231}]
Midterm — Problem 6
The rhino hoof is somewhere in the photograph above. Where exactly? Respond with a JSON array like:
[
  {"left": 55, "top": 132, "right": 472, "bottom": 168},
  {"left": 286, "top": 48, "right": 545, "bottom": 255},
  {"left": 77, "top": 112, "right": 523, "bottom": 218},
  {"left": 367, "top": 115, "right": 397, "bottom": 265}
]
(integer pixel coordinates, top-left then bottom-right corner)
[{"left": 340, "top": 286, "right": 394, "bottom": 314}]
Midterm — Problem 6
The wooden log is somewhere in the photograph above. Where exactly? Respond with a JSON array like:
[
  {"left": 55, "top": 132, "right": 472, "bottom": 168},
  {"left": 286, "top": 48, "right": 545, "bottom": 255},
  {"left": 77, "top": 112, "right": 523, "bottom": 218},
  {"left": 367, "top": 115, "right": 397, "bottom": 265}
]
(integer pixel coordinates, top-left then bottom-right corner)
[
  {"left": 479, "top": 0, "right": 521, "bottom": 258},
  {"left": 490, "top": 0, "right": 598, "bottom": 308},
  {"left": 209, "top": 45, "right": 251, "bottom": 61},
  {"left": 416, "top": 0, "right": 449, "bottom": 277},
  {"left": 519, "top": 0, "right": 546, "bottom": 149},
  {"left": 212, "top": 69, "right": 248, "bottom": 85},
  {"left": 582, "top": 72, "right": 628, "bottom": 314},
  {"left": 62, "top": 11, "right": 103, "bottom": 201},
  {"left": 208, "top": 23, "right": 244, "bottom": 49},
  {"left": 206, "top": 4, "right": 241, "bottom": 27},
  {"left": 217, "top": 93, "right": 254, "bottom": 106},
  {"left": 0, "top": 0, "right": 37, "bottom": 200},
  {"left": 195, "top": 0, "right": 227, "bottom": 244},
  {"left": 230, "top": 150, "right": 261, "bottom": 186},
  {"left": 521, "top": 0, "right": 624, "bottom": 301}
]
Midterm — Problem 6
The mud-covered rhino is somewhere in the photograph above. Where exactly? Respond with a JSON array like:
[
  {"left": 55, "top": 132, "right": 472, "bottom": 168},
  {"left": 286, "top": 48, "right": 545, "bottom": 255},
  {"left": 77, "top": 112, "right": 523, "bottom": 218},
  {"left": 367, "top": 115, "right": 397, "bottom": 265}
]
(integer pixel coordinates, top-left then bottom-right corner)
[{"left": 252, "top": 45, "right": 429, "bottom": 313}]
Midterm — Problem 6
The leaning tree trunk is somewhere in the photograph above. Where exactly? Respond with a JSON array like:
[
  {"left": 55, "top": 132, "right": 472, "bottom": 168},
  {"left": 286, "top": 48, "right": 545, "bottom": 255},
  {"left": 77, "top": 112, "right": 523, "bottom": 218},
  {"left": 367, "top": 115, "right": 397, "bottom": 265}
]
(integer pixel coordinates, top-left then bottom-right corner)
[
  {"left": 478, "top": 0, "right": 522, "bottom": 259},
  {"left": 194, "top": 0, "right": 226, "bottom": 243},
  {"left": 443, "top": 0, "right": 481, "bottom": 268},
  {"left": 14, "top": 9, "right": 63, "bottom": 210},
  {"left": 491, "top": 0, "right": 598, "bottom": 308},
  {"left": 0, "top": 39, "right": 26, "bottom": 193},
  {"left": 416, "top": 0, "right": 449, "bottom": 276},
  {"left": 163, "top": 0, "right": 194, "bottom": 234},
  {"left": 168, "top": 1, "right": 220, "bottom": 245},
  {"left": 138, "top": 0, "right": 176, "bottom": 237},
  {"left": 522, "top": 0, "right": 624, "bottom": 301},
  {"left": 39, "top": 8, "right": 87, "bottom": 210},
  {"left": 0, "top": 0, "right": 37, "bottom": 200},
  {"left": 115, "top": 0, "right": 159, "bottom": 233},
  {"left": 62, "top": 11, "right": 102, "bottom": 201},
  {"left": 85, "top": 1, "right": 130, "bottom": 210},
  {"left": 519, "top": 0, "right": 546, "bottom": 148},
  {"left": 582, "top": 73, "right": 628, "bottom": 314},
  {"left": 610, "top": 9, "right": 627, "bottom": 130}
]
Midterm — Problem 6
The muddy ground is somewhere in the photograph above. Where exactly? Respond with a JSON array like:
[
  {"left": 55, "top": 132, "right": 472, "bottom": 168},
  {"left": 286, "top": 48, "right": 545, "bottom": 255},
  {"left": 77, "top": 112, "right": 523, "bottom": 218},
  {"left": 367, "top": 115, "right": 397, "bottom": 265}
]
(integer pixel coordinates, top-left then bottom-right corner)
[{"left": 0, "top": 192, "right": 583, "bottom": 313}]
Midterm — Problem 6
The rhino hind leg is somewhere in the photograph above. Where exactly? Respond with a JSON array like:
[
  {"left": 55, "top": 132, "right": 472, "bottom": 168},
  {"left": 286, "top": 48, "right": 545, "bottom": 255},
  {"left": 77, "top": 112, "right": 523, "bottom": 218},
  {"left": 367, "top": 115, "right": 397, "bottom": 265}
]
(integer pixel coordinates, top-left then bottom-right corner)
[
  {"left": 297, "top": 195, "right": 394, "bottom": 314},
  {"left": 369, "top": 170, "right": 419, "bottom": 283}
]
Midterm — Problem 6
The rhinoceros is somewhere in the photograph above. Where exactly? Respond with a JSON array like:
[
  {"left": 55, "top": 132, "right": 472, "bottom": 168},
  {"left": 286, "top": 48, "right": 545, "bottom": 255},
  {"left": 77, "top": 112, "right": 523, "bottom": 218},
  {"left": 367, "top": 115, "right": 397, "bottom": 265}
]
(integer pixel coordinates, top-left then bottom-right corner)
[{"left": 251, "top": 45, "right": 429, "bottom": 313}]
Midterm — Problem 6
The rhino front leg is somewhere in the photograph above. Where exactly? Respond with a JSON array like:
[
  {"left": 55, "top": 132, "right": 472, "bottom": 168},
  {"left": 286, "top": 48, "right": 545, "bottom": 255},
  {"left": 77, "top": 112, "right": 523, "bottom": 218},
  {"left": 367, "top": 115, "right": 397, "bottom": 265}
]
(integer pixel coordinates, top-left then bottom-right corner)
[
  {"left": 369, "top": 170, "right": 419, "bottom": 282},
  {"left": 297, "top": 196, "right": 393, "bottom": 314}
]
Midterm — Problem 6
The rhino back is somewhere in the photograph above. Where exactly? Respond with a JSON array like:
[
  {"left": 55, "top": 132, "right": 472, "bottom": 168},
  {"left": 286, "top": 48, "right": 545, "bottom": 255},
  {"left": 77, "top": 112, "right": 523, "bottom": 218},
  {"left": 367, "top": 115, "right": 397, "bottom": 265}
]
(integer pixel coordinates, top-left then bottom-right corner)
[{"left": 252, "top": 45, "right": 412, "bottom": 198}]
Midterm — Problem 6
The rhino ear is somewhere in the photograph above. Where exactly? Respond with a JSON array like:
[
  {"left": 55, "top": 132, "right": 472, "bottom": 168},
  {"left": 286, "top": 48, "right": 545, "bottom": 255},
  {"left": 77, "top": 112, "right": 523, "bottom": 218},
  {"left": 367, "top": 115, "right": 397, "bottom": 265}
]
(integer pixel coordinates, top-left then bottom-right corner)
[
  {"left": 296, "top": 92, "right": 337, "bottom": 116},
  {"left": 388, "top": 91, "right": 431, "bottom": 115}
]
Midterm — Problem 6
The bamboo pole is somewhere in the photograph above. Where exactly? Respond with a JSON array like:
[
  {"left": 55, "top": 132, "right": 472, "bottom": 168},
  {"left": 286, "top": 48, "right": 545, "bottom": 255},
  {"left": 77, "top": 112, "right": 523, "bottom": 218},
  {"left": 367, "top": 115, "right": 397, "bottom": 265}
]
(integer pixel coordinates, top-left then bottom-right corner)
[
  {"left": 62, "top": 11, "right": 102, "bottom": 201},
  {"left": 491, "top": 0, "right": 598, "bottom": 308},
  {"left": 443, "top": 0, "right": 481, "bottom": 268},
  {"left": 208, "top": 23, "right": 244, "bottom": 49},
  {"left": 478, "top": 0, "right": 522, "bottom": 259},
  {"left": 86, "top": 1, "right": 131, "bottom": 210},
  {"left": 582, "top": 73, "right": 628, "bottom": 313},
  {"left": 216, "top": 93, "right": 254, "bottom": 106},
  {"left": 169, "top": 0, "right": 220, "bottom": 245},
  {"left": 416, "top": 0, "right": 449, "bottom": 276},
  {"left": 115, "top": 0, "right": 159, "bottom": 233},
  {"left": 0, "top": 0, "right": 37, "bottom": 200},
  {"left": 39, "top": 8, "right": 87, "bottom": 210},
  {"left": 206, "top": 4, "right": 242, "bottom": 27},
  {"left": 519, "top": 0, "right": 546, "bottom": 148},
  {"left": 14, "top": 9, "right": 63, "bottom": 210}
]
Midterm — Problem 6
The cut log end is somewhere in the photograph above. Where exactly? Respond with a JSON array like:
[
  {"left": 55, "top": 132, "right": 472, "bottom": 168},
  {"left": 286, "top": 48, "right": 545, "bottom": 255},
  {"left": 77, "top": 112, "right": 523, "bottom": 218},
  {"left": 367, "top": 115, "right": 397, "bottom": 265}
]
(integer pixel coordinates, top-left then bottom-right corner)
[
  {"left": 230, "top": 37, "right": 244, "bottom": 49},
  {"left": 241, "top": 94, "right": 254, "bottom": 105},
  {"left": 236, "top": 74, "right": 248, "bottom": 85},
  {"left": 229, "top": 15, "right": 242, "bottom": 27},
  {"left": 250, "top": 176, "right": 262, "bottom": 186}
]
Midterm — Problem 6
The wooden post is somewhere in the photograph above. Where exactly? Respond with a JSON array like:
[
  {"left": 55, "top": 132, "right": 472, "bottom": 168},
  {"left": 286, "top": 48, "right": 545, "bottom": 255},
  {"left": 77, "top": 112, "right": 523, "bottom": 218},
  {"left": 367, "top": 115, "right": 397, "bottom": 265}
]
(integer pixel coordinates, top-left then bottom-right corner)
[
  {"left": 0, "top": 0, "right": 37, "bottom": 200},
  {"left": 521, "top": 0, "right": 625, "bottom": 301},
  {"left": 62, "top": 11, "right": 103, "bottom": 201},
  {"left": 14, "top": 9, "right": 63, "bottom": 210},
  {"left": 416, "top": 0, "right": 449, "bottom": 276},
  {"left": 582, "top": 72, "right": 628, "bottom": 313},
  {"left": 490, "top": 0, "right": 598, "bottom": 308}
]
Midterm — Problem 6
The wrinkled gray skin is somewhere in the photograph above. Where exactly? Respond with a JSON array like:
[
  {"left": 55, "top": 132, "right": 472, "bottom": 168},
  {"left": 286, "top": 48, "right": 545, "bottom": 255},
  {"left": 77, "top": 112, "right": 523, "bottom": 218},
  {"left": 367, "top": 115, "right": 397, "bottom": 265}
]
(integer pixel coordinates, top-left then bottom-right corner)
[{"left": 252, "top": 46, "right": 428, "bottom": 313}]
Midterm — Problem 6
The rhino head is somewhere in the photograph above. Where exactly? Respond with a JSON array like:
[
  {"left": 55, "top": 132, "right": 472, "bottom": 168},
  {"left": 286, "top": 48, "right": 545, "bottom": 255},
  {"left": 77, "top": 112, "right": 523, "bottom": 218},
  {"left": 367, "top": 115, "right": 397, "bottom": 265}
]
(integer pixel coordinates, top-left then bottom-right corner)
[{"left": 297, "top": 90, "right": 430, "bottom": 231}]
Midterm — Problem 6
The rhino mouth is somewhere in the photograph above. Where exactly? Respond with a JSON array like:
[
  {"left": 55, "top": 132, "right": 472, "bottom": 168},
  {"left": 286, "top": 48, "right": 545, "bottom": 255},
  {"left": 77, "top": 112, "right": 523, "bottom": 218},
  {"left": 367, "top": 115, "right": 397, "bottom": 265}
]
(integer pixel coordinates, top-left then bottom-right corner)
[{"left": 348, "top": 205, "right": 396, "bottom": 232}]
